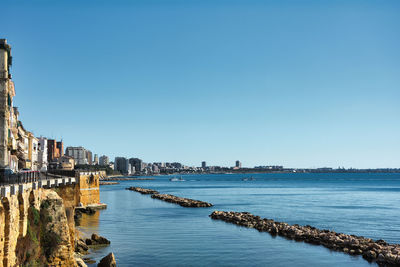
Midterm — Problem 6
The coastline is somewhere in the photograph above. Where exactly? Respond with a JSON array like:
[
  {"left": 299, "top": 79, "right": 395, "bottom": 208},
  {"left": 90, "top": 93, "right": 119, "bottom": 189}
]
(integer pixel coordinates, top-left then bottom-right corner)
[{"left": 79, "top": 175, "right": 398, "bottom": 266}]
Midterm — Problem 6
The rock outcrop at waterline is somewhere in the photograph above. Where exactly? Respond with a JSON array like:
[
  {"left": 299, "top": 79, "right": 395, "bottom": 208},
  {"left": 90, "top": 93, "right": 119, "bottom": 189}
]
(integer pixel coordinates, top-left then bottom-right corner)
[
  {"left": 85, "top": 233, "right": 111, "bottom": 246},
  {"left": 98, "top": 252, "right": 116, "bottom": 267},
  {"left": 151, "top": 194, "right": 213, "bottom": 207},
  {"left": 210, "top": 211, "right": 400, "bottom": 266},
  {"left": 126, "top": 187, "right": 159, "bottom": 194}
]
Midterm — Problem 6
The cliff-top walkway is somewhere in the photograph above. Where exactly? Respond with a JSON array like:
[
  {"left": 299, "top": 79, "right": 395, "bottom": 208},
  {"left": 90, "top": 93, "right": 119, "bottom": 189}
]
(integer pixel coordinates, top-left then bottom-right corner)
[{"left": 0, "top": 170, "right": 77, "bottom": 197}]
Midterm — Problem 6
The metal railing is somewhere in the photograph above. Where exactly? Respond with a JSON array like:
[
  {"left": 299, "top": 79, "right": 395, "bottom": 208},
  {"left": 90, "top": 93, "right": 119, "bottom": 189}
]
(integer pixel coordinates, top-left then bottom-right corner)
[{"left": 0, "top": 171, "right": 43, "bottom": 186}]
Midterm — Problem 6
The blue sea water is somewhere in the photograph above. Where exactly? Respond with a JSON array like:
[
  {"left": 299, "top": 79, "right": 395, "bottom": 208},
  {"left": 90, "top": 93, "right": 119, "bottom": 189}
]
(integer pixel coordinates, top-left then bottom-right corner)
[{"left": 79, "top": 173, "right": 400, "bottom": 267}]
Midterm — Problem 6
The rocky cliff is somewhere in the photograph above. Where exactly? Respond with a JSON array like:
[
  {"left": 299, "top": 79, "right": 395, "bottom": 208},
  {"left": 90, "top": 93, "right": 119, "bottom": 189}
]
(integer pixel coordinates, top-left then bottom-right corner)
[{"left": 0, "top": 188, "right": 78, "bottom": 267}]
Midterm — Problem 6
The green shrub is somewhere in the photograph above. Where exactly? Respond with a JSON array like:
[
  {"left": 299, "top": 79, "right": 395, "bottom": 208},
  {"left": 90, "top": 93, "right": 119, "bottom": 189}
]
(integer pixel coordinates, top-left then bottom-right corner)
[
  {"left": 31, "top": 208, "right": 40, "bottom": 226},
  {"left": 27, "top": 221, "right": 38, "bottom": 244},
  {"left": 41, "top": 231, "right": 61, "bottom": 257},
  {"left": 40, "top": 200, "right": 50, "bottom": 210}
]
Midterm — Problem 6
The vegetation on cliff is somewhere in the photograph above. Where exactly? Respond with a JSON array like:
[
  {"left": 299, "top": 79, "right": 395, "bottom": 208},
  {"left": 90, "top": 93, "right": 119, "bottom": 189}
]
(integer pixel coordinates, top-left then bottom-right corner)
[{"left": 15, "top": 190, "right": 76, "bottom": 267}]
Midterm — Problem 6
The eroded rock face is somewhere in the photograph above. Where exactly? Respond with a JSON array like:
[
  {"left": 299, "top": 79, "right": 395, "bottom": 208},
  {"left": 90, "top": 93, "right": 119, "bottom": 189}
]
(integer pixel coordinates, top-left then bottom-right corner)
[
  {"left": 210, "top": 211, "right": 400, "bottom": 266},
  {"left": 151, "top": 194, "right": 213, "bottom": 208},
  {"left": 40, "top": 190, "right": 76, "bottom": 266},
  {"left": 126, "top": 187, "right": 159, "bottom": 194},
  {"left": 75, "top": 237, "right": 89, "bottom": 254},
  {"left": 97, "top": 252, "right": 116, "bottom": 267},
  {"left": 76, "top": 257, "right": 88, "bottom": 267}
]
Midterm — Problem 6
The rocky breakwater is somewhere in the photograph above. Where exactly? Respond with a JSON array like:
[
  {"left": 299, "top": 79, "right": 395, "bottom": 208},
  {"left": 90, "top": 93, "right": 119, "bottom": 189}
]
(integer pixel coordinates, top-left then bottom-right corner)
[
  {"left": 151, "top": 194, "right": 213, "bottom": 208},
  {"left": 210, "top": 211, "right": 400, "bottom": 266},
  {"left": 126, "top": 187, "right": 159, "bottom": 194}
]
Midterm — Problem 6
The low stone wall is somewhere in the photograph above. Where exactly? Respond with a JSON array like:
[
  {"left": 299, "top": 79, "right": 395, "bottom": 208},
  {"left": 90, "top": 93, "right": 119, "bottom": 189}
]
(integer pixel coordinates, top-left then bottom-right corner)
[
  {"left": 151, "top": 194, "right": 213, "bottom": 208},
  {"left": 210, "top": 211, "right": 400, "bottom": 266},
  {"left": 126, "top": 187, "right": 159, "bottom": 194}
]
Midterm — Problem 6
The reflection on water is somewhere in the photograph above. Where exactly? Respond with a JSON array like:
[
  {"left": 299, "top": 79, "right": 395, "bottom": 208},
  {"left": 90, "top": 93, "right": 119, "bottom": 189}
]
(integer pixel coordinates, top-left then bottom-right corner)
[
  {"left": 76, "top": 212, "right": 110, "bottom": 267},
  {"left": 77, "top": 212, "right": 100, "bottom": 232}
]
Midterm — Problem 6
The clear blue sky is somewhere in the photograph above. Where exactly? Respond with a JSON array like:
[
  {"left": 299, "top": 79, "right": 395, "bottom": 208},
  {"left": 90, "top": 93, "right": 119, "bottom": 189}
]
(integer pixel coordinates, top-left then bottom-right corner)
[{"left": 3, "top": 0, "right": 399, "bottom": 168}]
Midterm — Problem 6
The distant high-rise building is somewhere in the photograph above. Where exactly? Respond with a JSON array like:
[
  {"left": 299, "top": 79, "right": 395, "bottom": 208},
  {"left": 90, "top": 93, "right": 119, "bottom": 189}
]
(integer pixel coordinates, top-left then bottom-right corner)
[
  {"left": 47, "top": 139, "right": 63, "bottom": 162},
  {"left": 65, "top": 146, "right": 91, "bottom": 165},
  {"left": 86, "top": 150, "right": 93, "bottom": 165},
  {"left": 129, "top": 158, "right": 143, "bottom": 174},
  {"left": 38, "top": 137, "right": 48, "bottom": 171},
  {"left": 115, "top": 157, "right": 129, "bottom": 174},
  {"left": 56, "top": 141, "right": 64, "bottom": 157},
  {"left": 99, "top": 155, "right": 109, "bottom": 166},
  {"left": 202, "top": 161, "right": 206, "bottom": 168},
  {"left": 235, "top": 160, "right": 242, "bottom": 168},
  {"left": 152, "top": 164, "right": 159, "bottom": 174},
  {"left": 94, "top": 154, "right": 99, "bottom": 165}
]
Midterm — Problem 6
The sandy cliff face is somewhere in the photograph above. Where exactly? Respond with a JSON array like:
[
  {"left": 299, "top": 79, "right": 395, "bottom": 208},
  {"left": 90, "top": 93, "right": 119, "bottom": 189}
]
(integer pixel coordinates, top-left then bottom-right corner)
[
  {"left": 38, "top": 190, "right": 76, "bottom": 266},
  {"left": 0, "top": 188, "right": 77, "bottom": 267}
]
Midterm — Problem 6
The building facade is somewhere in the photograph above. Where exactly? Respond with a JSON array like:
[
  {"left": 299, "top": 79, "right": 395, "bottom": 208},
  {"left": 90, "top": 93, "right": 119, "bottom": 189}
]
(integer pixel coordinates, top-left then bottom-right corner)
[
  {"left": 93, "top": 154, "right": 99, "bottom": 165},
  {"left": 86, "top": 150, "right": 93, "bottom": 165},
  {"left": 129, "top": 158, "right": 142, "bottom": 174},
  {"left": 38, "top": 137, "right": 48, "bottom": 171},
  {"left": 235, "top": 160, "right": 242, "bottom": 168},
  {"left": 0, "top": 39, "right": 13, "bottom": 169},
  {"left": 47, "top": 139, "right": 63, "bottom": 163},
  {"left": 99, "top": 155, "right": 109, "bottom": 166},
  {"left": 65, "top": 146, "right": 90, "bottom": 165},
  {"left": 115, "top": 157, "right": 129, "bottom": 174}
]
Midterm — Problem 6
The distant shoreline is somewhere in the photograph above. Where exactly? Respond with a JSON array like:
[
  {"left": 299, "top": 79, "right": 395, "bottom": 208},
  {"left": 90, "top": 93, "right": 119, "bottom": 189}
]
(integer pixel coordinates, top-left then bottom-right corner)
[{"left": 121, "top": 170, "right": 400, "bottom": 177}]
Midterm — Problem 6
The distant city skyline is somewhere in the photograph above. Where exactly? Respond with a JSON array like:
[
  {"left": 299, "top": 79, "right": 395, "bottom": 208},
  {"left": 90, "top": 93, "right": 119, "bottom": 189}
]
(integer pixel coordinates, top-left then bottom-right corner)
[{"left": 2, "top": 0, "right": 399, "bottom": 168}]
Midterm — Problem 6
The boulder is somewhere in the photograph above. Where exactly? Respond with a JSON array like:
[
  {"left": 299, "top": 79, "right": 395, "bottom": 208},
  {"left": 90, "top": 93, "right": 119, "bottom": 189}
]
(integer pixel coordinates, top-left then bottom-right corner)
[
  {"left": 75, "top": 238, "right": 89, "bottom": 254},
  {"left": 98, "top": 252, "right": 116, "bottom": 267},
  {"left": 91, "top": 233, "right": 111, "bottom": 245}
]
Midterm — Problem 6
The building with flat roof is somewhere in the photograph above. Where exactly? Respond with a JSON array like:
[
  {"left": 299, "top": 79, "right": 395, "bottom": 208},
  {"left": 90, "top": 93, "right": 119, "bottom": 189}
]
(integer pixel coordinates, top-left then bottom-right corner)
[
  {"left": 235, "top": 160, "right": 242, "bottom": 168},
  {"left": 115, "top": 157, "right": 129, "bottom": 174},
  {"left": 99, "top": 155, "right": 109, "bottom": 166},
  {"left": 65, "top": 146, "right": 91, "bottom": 165}
]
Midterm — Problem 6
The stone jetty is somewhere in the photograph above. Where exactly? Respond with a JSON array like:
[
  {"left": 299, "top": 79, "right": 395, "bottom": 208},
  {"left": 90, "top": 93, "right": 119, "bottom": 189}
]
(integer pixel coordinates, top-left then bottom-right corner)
[
  {"left": 210, "top": 211, "right": 400, "bottom": 266},
  {"left": 99, "top": 181, "right": 119, "bottom": 185},
  {"left": 126, "top": 187, "right": 159, "bottom": 194},
  {"left": 151, "top": 193, "right": 213, "bottom": 207},
  {"left": 126, "top": 187, "right": 213, "bottom": 207}
]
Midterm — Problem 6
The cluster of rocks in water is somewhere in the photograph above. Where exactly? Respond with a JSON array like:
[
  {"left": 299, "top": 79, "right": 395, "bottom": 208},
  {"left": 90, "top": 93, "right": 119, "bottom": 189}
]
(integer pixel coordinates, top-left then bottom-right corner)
[
  {"left": 75, "top": 234, "right": 113, "bottom": 266},
  {"left": 74, "top": 207, "right": 96, "bottom": 222},
  {"left": 85, "top": 233, "right": 111, "bottom": 246},
  {"left": 151, "top": 194, "right": 213, "bottom": 207},
  {"left": 126, "top": 187, "right": 159, "bottom": 194},
  {"left": 75, "top": 234, "right": 111, "bottom": 255},
  {"left": 210, "top": 211, "right": 400, "bottom": 266},
  {"left": 126, "top": 186, "right": 213, "bottom": 207}
]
